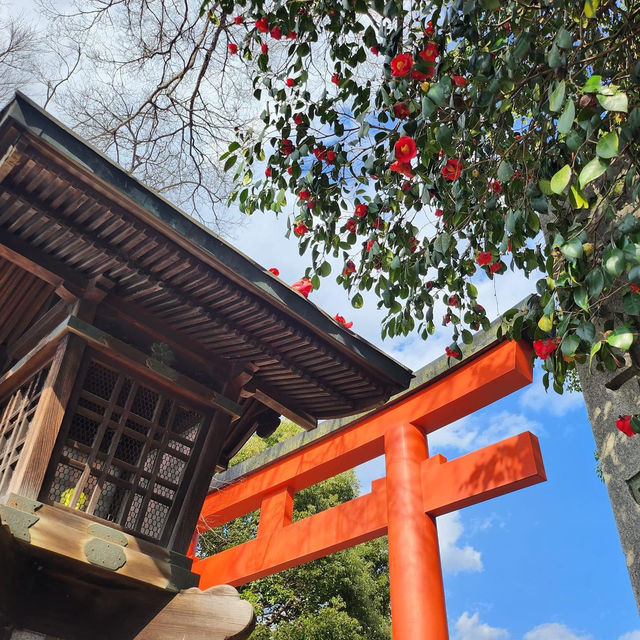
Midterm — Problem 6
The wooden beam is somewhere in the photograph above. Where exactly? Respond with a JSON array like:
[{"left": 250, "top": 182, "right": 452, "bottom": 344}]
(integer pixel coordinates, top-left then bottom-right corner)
[
  {"left": 244, "top": 380, "right": 317, "bottom": 431},
  {"left": 0, "top": 144, "right": 23, "bottom": 183},
  {"left": 8, "top": 333, "right": 86, "bottom": 499}
]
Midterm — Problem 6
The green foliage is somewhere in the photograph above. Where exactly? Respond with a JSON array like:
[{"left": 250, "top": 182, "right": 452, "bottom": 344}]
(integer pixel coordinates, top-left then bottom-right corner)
[
  {"left": 198, "top": 422, "right": 391, "bottom": 639},
  {"left": 207, "top": 0, "right": 640, "bottom": 393}
]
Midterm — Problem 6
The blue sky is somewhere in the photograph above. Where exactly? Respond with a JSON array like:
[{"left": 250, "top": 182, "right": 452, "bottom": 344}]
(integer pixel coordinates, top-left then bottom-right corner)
[{"left": 232, "top": 210, "right": 640, "bottom": 640}]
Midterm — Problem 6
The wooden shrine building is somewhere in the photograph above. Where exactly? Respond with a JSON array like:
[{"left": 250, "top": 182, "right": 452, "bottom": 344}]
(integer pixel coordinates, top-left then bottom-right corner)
[{"left": 0, "top": 93, "right": 413, "bottom": 639}]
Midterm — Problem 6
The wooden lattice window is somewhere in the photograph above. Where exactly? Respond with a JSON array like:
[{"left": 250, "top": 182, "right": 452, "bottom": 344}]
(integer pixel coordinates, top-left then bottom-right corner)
[
  {"left": 0, "top": 366, "right": 50, "bottom": 496},
  {"left": 44, "top": 357, "right": 209, "bottom": 543}
]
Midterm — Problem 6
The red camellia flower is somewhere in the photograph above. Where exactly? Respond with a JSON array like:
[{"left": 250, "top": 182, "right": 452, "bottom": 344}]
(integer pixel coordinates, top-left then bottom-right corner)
[
  {"left": 390, "top": 161, "right": 415, "bottom": 178},
  {"left": 631, "top": 283, "right": 640, "bottom": 294},
  {"left": 411, "top": 69, "right": 429, "bottom": 82},
  {"left": 234, "top": 15, "right": 243, "bottom": 24},
  {"left": 291, "top": 277, "right": 313, "bottom": 297},
  {"left": 425, "top": 20, "right": 434, "bottom": 36},
  {"left": 265, "top": 167, "right": 272, "bottom": 177},
  {"left": 331, "top": 73, "right": 340, "bottom": 85},
  {"left": 445, "top": 346, "right": 460, "bottom": 358},
  {"left": 615, "top": 415, "right": 635, "bottom": 437},
  {"left": 261, "top": 43, "right": 268, "bottom": 54},
  {"left": 409, "top": 236, "right": 419, "bottom": 253},
  {"left": 449, "top": 296, "right": 459, "bottom": 307},
  {"left": 393, "top": 102, "right": 410, "bottom": 119},
  {"left": 287, "top": 31, "right": 297, "bottom": 39},
  {"left": 286, "top": 78, "right": 295, "bottom": 87},
  {"left": 313, "top": 147, "right": 326, "bottom": 161},
  {"left": 334, "top": 314, "right": 354, "bottom": 330},
  {"left": 451, "top": 75, "right": 466, "bottom": 87},
  {"left": 227, "top": 43, "right": 238, "bottom": 55},
  {"left": 477, "top": 251, "right": 492, "bottom": 266},
  {"left": 371, "top": 46, "right": 379, "bottom": 55},
  {"left": 293, "top": 221, "right": 309, "bottom": 236},
  {"left": 281, "top": 139, "right": 294, "bottom": 156},
  {"left": 345, "top": 218, "right": 358, "bottom": 233},
  {"left": 287, "top": 167, "right": 293, "bottom": 175},
  {"left": 490, "top": 180, "right": 502, "bottom": 193},
  {"left": 372, "top": 217, "right": 383, "bottom": 229},
  {"left": 395, "top": 136, "right": 417, "bottom": 162},
  {"left": 256, "top": 16, "right": 269, "bottom": 33},
  {"left": 299, "top": 189, "right": 310, "bottom": 201},
  {"left": 401, "top": 181, "right": 411, "bottom": 193},
  {"left": 268, "top": 267, "right": 279, "bottom": 276},
  {"left": 326, "top": 150, "right": 337, "bottom": 163},
  {"left": 354, "top": 203, "right": 368, "bottom": 218},
  {"left": 419, "top": 43, "right": 438, "bottom": 62},
  {"left": 490, "top": 261, "right": 503, "bottom": 274},
  {"left": 294, "top": 113, "right": 304, "bottom": 125},
  {"left": 390, "top": 53, "right": 414, "bottom": 77},
  {"left": 270, "top": 26, "right": 282, "bottom": 39},
  {"left": 307, "top": 200, "right": 316, "bottom": 209},
  {"left": 435, "top": 208, "right": 443, "bottom": 217},
  {"left": 343, "top": 260, "right": 356, "bottom": 275},
  {"left": 366, "top": 239, "right": 375, "bottom": 252},
  {"left": 442, "top": 158, "right": 463, "bottom": 181},
  {"left": 532, "top": 337, "right": 561, "bottom": 360}
]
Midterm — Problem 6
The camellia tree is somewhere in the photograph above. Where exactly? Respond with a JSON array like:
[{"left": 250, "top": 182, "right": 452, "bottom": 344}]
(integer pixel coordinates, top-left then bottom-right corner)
[{"left": 205, "top": 0, "right": 640, "bottom": 434}]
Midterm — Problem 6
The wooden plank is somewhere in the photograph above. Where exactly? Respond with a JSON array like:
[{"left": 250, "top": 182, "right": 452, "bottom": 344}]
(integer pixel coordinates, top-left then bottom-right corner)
[
  {"left": 8, "top": 334, "right": 86, "bottom": 499},
  {"left": 5, "top": 299, "right": 70, "bottom": 363},
  {"left": 245, "top": 381, "right": 317, "bottom": 431},
  {"left": 134, "top": 585, "right": 255, "bottom": 640}
]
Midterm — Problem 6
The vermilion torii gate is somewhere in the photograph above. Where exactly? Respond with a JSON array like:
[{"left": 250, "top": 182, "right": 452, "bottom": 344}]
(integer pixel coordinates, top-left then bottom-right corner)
[{"left": 191, "top": 339, "right": 546, "bottom": 639}]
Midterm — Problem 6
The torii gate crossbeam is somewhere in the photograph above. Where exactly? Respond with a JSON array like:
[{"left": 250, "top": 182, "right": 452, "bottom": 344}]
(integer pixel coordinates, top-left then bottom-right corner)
[{"left": 192, "top": 340, "right": 546, "bottom": 639}]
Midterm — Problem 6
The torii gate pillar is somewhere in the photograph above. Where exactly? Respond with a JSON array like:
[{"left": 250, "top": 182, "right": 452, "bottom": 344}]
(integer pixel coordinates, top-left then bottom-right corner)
[{"left": 386, "top": 421, "right": 448, "bottom": 638}]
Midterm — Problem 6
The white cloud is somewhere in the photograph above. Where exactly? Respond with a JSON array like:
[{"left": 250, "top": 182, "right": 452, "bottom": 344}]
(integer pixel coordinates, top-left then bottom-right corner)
[
  {"left": 453, "top": 612, "right": 508, "bottom": 640},
  {"left": 429, "top": 410, "right": 542, "bottom": 454},
  {"left": 520, "top": 380, "right": 584, "bottom": 417},
  {"left": 619, "top": 633, "right": 640, "bottom": 640},
  {"left": 438, "top": 511, "right": 483, "bottom": 574},
  {"left": 524, "top": 623, "right": 592, "bottom": 640}
]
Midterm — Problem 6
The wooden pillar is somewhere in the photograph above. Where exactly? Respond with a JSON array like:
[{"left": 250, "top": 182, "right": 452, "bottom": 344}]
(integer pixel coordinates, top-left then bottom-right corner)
[
  {"left": 8, "top": 334, "right": 86, "bottom": 500},
  {"left": 385, "top": 422, "right": 448, "bottom": 640}
]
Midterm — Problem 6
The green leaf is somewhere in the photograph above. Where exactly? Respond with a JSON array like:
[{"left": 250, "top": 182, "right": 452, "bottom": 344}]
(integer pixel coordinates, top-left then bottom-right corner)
[
  {"left": 586, "top": 268, "right": 604, "bottom": 296},
  {"left": 561, "top": 237, "right": 583, "bottom": 260},
  {"left": 606, "top": 325, "right": 634, "bottom": 351},
  {"left": 583, "top": 0, "right": 599, "bottom": 18},
  {"left": 568, "top": 185, "right": 589, "bottom": 209},
  {"left": 497, "top": 160, "right": 514, "bottom": 182},
  {"left": 549, "top": 81, "right": 566, "bottom": 112},
  {"left": 319, "top": 261, "right": 332, "bottom": 277},
  {"left": 352, "top": 292, "right": 364, "bottom": 309},
  {"left": 573, "top": 285, "right": 589, "bottom": 310},
  {"left": 561, "top": 334, "right": 580, "bottom": 357},
  {"left": 576, "top": 321, "right": 595, "bottom": 342},
  {"left": 604, "top": 248, "right": 625, "bottom": 277},
  {"left": 630, "top": 265, "right": 640, "bottom": 283},
  {"left": 421, "top": 96, "right": 435, "bottom": 117},
  {"left": 597, "top": 92, "right": 628, "bottom": 113},
  {"left": 596, "top": 132, "right": 619, "bottom": 158},
  {"left": 223, "top": 155, "right": 237, "bottom": 171},
  {"left": 436, "top": 126, "right": 454, "bottom": 155},
  {"left": 583, "top": 75, "right": 602, "bottom": 93},
  {"left": 556, "top": 28, "right": 573, "bottom": 49},
  {"left": 557, "top": 100, "right": 575, "bottom": 134},
  {"left": 623, "top": 292, "right": 640, "bottom": 315},
  {"left": 427, "top": 84, "right": 445, "bottom": 106},
  {"left": 578, "top": 157, "right": 608, "bottom": 188},
  {"left": 589, "top": 341, "right": 602, "bottom": 371},
  {"left": 550, "top": 164, "right": 572, "bottom": 194}
]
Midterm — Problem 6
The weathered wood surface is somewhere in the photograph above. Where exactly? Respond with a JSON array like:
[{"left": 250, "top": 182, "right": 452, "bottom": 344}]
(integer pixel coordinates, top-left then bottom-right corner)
[
  {"left": 1, "top": 522, "right": 254, "bottom": 640},
  {"left": 134, "top": 586, "right": 255, "bottom": 640},
  {"left": 0, "top": 497, "right": 198, "bottom": 592}
]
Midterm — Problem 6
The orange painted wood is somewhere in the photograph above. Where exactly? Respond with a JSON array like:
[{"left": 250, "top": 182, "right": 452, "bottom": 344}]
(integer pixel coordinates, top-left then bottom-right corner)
[
  {"left": 192, "top": 432, "right": 545, "bottom": 588},
  {"left": 385, "top": 422, "right": 448, "bottom": 640},
  {"left": 257, "top": 486, "right": 294, "bottom": 537},
  {"left": 198, "top": 340, "right": 533, "bottom": 528}
]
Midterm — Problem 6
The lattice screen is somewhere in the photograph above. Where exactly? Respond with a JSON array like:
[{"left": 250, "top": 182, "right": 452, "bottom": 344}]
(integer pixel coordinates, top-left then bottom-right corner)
[
  {"left": 0, "top": 366, "right": 50, "bottom": 496},
  {"left": 45, "top": 358, "right": 207, "bottom": 543}
]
